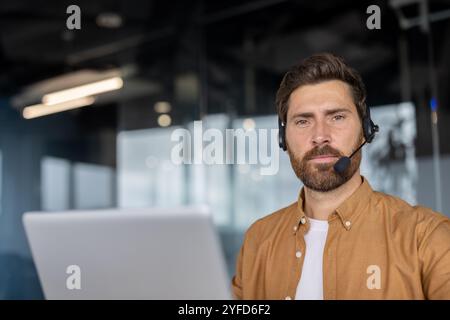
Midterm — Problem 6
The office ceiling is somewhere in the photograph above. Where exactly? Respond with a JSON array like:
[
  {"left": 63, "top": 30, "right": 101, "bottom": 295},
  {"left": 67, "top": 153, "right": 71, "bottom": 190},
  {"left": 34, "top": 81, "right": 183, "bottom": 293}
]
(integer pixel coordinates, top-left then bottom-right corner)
[{"left": 0, "top": 0, "right": 449, "bottom": 118}]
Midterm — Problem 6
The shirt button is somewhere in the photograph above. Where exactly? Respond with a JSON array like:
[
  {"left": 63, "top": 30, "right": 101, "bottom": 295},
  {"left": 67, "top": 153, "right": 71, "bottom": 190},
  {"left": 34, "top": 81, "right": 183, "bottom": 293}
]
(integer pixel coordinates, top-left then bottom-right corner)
[
  {"left": 300, "top": 217, "right": 306, "bottom": 224},
  {"left": 295, "top": 251, "right": 302, "bottom": 258},
  {"left": 293, "top": 225, "right": 297, "bottom": 232},
  {"left": 285, "top": 296, "right": 292, "bottom": 300},
  {"left": 345, "top": 221, "right": 351, "bottom": 227}
]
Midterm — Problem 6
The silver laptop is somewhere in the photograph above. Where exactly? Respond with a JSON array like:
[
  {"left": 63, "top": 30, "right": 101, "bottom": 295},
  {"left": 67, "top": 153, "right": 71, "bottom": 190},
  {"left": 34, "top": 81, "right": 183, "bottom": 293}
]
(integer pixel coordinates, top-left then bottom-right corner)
[{"left": 23, "top": 206, "right": 232, "bottom": 300}]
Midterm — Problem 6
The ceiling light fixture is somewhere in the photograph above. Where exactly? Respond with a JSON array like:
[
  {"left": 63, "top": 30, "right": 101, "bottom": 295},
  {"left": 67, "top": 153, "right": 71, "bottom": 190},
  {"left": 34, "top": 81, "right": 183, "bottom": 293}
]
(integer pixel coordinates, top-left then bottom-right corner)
[
  {"left": 23, "top": 97, "right": 96, "bottom": 119},
  {"left": 42, "top": 77, "right": 123, "bottom": 105}
]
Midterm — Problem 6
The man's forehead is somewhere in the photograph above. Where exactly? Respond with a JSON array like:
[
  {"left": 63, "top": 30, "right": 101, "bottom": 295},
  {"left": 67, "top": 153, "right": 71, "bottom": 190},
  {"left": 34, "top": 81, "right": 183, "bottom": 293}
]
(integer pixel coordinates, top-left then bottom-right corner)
[{"left": 287, "top": 80, "right": 357, "bottom": 116}]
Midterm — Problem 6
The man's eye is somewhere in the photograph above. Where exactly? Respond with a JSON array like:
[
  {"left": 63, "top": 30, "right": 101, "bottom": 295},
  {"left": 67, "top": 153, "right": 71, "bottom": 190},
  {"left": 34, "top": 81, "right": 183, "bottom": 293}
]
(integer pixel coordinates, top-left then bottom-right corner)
[
  {"left": 295, "top": 119, "right": 308, "bottom": 126},
  {"left": 333, "top": 114, "right": 345, "bottom": 121}
]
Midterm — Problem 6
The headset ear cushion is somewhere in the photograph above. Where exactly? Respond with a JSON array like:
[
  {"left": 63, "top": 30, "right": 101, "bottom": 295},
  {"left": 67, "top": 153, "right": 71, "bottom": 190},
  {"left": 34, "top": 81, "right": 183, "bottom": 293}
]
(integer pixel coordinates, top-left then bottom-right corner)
[
  {"left": 278, "top": 118, "right": 287, "bottom": 151},
  {"left": 279, "top": 126, "right": 287, "bottom": 151},
  {"left": 363, "top": 116, "right": 370, "bottom": 142},
  {"left": 364, "top": 115, "right": 378, "bottom": 143}
]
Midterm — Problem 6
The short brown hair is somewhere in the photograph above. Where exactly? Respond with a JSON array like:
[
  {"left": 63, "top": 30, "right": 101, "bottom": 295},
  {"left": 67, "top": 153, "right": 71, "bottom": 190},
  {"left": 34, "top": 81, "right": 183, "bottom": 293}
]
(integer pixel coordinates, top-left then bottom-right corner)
[{"left": 276, "top": 53, "right": 367, "bottom": 123}]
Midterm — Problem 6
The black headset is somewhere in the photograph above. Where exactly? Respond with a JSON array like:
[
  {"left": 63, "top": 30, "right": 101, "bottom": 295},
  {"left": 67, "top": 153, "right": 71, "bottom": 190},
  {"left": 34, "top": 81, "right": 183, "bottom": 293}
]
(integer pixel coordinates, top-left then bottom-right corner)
[{"left": 278, "top": 105, "right": 379, "bottom": 151}]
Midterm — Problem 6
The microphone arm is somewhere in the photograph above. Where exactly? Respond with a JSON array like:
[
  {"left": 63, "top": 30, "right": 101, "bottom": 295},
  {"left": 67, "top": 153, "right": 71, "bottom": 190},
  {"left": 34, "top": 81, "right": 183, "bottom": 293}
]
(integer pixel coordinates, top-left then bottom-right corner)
[
  {"left": 333, "top": 139, "right": 368, "bottom": 174},
  {"left": 347, "top": 139, "right": 368, "bottom": 159}
]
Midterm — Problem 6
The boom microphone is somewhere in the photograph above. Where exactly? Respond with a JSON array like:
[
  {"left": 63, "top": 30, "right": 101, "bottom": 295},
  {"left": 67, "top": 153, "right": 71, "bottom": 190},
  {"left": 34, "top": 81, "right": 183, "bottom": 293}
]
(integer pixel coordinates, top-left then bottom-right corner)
[{"left": 333, "top": 140, "right": 368, "bottom": 174}]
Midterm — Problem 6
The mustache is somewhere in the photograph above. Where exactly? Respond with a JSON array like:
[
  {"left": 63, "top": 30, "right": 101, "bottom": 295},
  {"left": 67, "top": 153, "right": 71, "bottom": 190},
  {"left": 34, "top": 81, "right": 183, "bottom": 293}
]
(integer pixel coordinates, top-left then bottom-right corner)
[{"left": 303, "top": 145, "right": 343, "bottom": 161}]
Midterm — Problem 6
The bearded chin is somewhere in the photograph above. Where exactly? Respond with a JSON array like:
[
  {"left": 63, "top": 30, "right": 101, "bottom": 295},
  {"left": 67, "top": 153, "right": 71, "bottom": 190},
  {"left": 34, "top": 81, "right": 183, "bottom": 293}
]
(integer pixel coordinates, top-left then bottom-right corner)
[{"left": 288, "top": 149, "right": 361, "bottom": 192}]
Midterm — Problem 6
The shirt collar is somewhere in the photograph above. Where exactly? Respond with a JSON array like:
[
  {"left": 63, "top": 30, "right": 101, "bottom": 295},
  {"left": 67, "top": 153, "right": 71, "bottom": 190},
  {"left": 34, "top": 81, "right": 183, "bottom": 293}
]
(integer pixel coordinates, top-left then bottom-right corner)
[{"left": 295, "top": 175, "right": 374, "bottom": 231}]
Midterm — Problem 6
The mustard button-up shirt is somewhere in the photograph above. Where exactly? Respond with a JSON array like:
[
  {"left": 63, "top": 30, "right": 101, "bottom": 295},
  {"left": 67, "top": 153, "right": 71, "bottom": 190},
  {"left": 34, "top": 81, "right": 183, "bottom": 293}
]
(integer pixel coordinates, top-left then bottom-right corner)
[{"left": 232, "top": 176, "right": 450, "bottom": 299}]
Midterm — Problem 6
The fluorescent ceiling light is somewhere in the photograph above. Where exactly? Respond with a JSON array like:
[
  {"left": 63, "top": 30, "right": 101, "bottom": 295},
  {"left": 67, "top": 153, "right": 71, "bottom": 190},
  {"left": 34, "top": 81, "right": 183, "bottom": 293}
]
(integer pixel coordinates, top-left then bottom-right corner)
[
  {"left": 42, "top": 77, "right": 123, "bottom": 105},
  {"left": 23, "top": 97, "right": 96, "bottom": 119}
]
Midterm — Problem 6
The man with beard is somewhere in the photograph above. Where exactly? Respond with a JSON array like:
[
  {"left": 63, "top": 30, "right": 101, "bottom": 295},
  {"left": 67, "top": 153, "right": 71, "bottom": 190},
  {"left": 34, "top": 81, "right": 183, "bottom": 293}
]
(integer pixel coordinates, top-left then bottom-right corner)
[{"left": 231, "top": 53, "right": 450, "bottom": 300}]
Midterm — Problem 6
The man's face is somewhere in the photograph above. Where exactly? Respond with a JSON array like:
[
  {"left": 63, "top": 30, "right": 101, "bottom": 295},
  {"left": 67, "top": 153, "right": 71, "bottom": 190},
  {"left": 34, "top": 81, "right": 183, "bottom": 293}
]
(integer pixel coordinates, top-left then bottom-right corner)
[{"left": 285, "top": 80, "right": 363, "bottom": 192}]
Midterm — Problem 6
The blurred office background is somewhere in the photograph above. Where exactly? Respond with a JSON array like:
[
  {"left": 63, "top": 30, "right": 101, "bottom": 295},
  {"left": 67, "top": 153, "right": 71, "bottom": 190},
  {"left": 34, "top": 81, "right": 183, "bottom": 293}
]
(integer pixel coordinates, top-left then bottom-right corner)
[{"left": 0, "top": 0, "right": 449, "bottom": 299}]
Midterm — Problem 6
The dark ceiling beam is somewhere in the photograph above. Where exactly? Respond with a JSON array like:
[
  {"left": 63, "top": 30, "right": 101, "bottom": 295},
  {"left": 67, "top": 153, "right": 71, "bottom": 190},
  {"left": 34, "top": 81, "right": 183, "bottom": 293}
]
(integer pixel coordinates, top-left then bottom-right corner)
[
  {"left": 65, "top": 26, "right": 175, "bottom": 65},
  {"left": 199, "top": 0, "right": 289, "bottom": 24}
]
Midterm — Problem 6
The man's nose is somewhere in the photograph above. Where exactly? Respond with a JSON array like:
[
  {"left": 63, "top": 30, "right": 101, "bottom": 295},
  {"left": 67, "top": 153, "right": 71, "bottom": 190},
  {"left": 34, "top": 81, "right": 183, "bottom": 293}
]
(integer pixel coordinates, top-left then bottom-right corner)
[{"left": 312, "top": 121, "right": 331, "bottom": 146}]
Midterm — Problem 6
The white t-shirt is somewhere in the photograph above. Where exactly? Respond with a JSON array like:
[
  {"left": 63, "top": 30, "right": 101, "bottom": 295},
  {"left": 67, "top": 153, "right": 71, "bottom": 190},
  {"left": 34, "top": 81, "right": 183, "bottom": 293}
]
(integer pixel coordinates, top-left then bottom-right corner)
[{"left": 295, "top": 217, "right": 329, "bottom": 300}]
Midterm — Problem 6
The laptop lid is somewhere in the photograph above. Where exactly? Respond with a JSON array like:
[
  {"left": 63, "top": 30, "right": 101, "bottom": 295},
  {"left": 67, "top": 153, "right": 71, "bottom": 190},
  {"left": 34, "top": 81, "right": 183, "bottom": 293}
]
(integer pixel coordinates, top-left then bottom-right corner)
[{"left": 23, "top": 206, "right": 232, "bottom": 300}]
